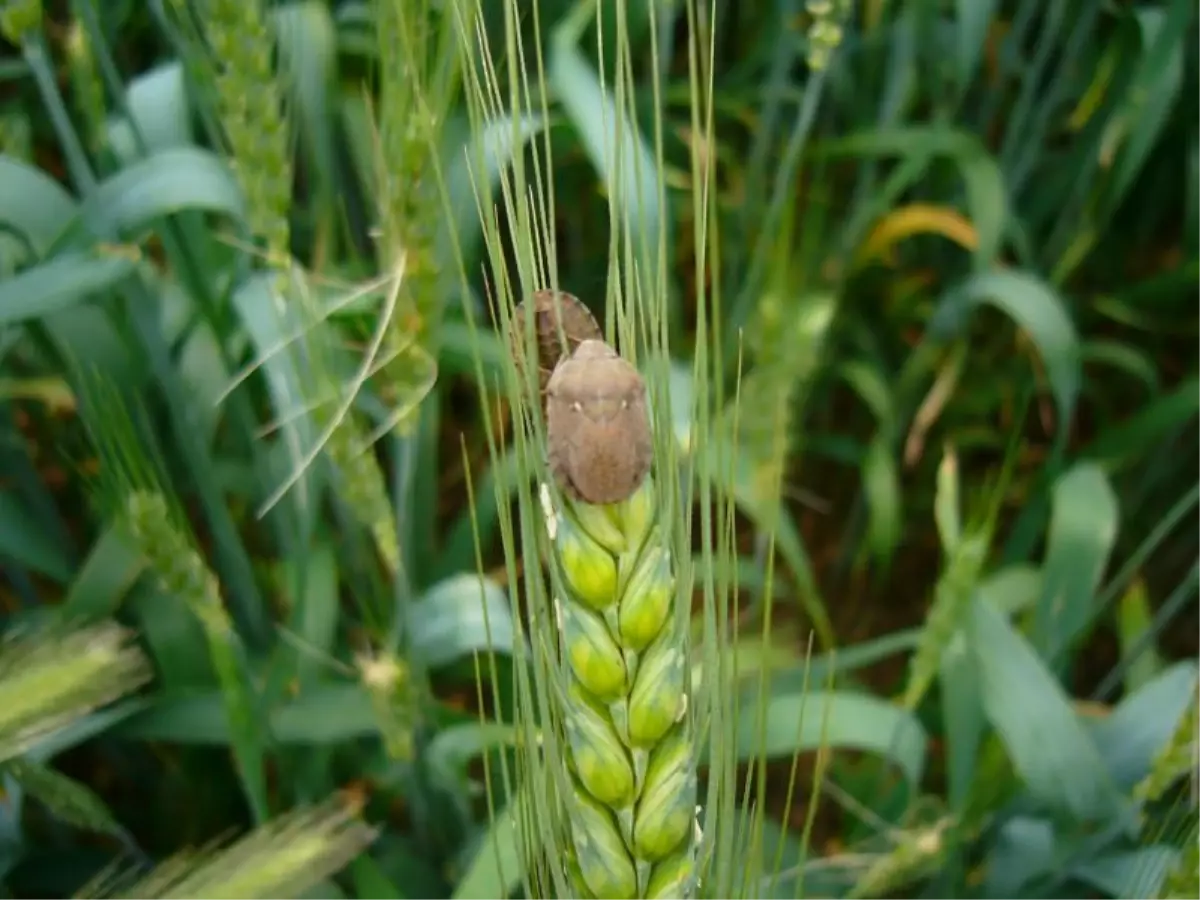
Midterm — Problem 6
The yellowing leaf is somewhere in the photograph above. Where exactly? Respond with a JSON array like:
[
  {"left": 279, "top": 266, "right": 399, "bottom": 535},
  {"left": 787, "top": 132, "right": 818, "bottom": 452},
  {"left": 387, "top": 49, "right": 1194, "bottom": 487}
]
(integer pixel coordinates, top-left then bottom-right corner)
[{"left": 855, "top": 203, "right": 980, "bottom": 269}]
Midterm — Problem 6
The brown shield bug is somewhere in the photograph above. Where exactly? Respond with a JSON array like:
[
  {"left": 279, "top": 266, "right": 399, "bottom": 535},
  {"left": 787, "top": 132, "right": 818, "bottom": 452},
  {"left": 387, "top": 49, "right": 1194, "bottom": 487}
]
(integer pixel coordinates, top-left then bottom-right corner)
[
  {"left": 545, "top": 338, "right": 653, "bottom": 505},
  {"left": 509, "top": 289, "right": 604, "bottom": 399}
]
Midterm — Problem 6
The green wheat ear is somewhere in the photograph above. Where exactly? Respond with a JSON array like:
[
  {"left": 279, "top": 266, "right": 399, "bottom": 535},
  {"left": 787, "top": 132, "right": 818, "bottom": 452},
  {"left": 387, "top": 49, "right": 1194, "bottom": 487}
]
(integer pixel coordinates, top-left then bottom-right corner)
[{"left": 538, "top": 475, "right": 699, "bottom": 900}]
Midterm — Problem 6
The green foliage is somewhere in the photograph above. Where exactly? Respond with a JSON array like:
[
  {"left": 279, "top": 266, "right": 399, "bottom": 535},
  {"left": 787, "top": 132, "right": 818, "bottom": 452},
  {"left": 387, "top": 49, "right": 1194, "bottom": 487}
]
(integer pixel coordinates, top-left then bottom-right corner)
[{"left": 0, "top": 0, "right": 1196, "bottom": 897}]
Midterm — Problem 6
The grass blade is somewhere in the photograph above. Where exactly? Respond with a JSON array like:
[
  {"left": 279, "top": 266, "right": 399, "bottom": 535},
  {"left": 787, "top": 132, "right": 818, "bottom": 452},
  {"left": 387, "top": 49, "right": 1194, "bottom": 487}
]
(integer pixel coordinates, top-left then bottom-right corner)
[{"left": 967, "top": 595, "right": 1127, "bottom": 824}]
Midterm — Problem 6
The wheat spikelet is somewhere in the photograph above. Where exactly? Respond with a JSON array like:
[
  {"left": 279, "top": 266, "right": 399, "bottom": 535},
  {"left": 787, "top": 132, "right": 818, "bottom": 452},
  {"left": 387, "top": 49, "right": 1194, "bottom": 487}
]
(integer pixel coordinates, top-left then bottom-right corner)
[
  {"left": 539, "top": 477, "right": 698, "bottom": 899},
  {"left": 507, "top": 287, "right": 698, "bottom": 897}
]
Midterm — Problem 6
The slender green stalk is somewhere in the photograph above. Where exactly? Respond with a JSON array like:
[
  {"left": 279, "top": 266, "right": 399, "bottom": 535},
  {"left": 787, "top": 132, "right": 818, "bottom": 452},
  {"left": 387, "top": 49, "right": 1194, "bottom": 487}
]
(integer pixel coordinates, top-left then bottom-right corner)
[
  {"left": 63, "top": 9, "right": 106, "bottom": 153},
  {"left": 188, "top": 0, "right": 292, "bottom": 264},
  {"left": 122, "top": 490, "right": 271, "bottom": 824},
  {"left": 371, "top": 0, "right": 447, "bottom": 441}
]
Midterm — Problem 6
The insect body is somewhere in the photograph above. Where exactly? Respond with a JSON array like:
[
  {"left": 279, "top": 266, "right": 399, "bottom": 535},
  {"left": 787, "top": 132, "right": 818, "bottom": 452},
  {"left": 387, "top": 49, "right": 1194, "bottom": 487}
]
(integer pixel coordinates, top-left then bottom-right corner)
[
  {"left": 509, "top": 289, "right": 603, "bottom": 397},
  {"left": 546, "top": 339, "right": 653, "bottom": 505}
]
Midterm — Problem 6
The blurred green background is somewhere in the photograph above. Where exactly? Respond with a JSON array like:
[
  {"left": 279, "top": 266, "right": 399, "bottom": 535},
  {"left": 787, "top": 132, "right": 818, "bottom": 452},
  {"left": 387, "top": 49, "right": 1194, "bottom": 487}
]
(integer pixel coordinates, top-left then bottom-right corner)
[{"left": 0, "top": 0, "right": 1196, "bottom": 897}]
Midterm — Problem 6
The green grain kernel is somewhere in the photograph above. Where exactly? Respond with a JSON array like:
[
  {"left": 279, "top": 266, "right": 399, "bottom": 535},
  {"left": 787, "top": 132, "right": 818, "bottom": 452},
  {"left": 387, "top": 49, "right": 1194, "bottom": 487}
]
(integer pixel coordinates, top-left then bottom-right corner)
[
  {"left": 627, "top": 627, "right": 686, "bottom": 746},
  {"left": 618, "top": 546, "right": 674, "bottom": 651},
  {"left": 558, "top": 515, "right": 619, "bottom": 611},
  {"left": 634, "top": 727, "right": 695, "bottom": 861},
  {"left": 569, "top": 786, "right": 638, "bottom": 900},
  {"left": 573, "top": 501, "right": 628, "bottom": 555},
  {"left": 566, "top": 685, "right": 636, "bottom": 807},
  {"left": 645, "top": 844, "right": 696, "bottom": 899},
  {"left": 563, "top": 601, "right": 628, "bottom": 700}
]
